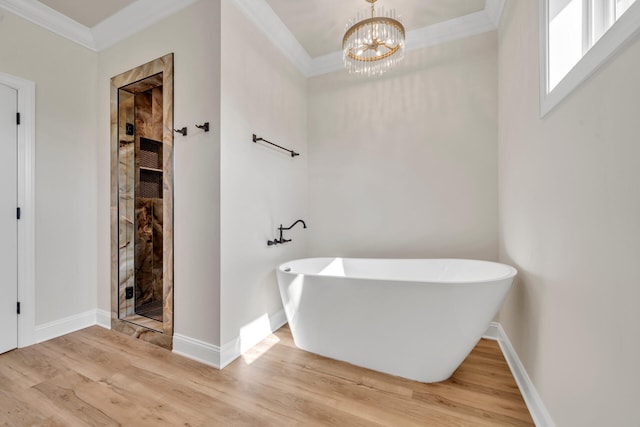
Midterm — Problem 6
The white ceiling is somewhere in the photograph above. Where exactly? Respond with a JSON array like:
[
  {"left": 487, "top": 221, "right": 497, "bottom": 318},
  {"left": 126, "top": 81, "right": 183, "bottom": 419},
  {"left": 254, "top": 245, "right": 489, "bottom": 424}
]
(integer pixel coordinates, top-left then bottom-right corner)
[
  {"left": 37, "top": 0, "right": 137, "bottom": 27},
  {"left": 0, "top": 0, "right": 503, "bottom": 76},
  {"left": 264, "top": 0, "right": 486, "bottom": 57}
]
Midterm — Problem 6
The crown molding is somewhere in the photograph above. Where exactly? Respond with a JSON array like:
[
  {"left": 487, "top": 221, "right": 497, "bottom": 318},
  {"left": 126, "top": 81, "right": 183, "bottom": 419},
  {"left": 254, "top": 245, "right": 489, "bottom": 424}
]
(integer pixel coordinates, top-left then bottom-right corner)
[
  {"left": 92, "top": 0, "right": 198, "bottom": 51},
  {"left": 0, "top": 0, "right": 94, "bottom": 49},
  {"left": 0, "top": 0, "right": 506, "bottom": 74},
  {"left": 308, "top": 51, "right": 344, "bottom": 78},
  {"left": 236, "top": 0, "right": 505, "bottom": 78},
  {"left": 308, "top": 8, "right": 500, "bottom": 77},
  {"left": 0, "top": 0, "right": 198, "bottom": 52},
  {"left": 230, "top": 0, "right": 313, "bottom": 76},
  {"left": 407, "top": 10, "right": 496, "bottom": 52},
  {"left": 485, "top": 0, "right": 506, "bottom": 27}
]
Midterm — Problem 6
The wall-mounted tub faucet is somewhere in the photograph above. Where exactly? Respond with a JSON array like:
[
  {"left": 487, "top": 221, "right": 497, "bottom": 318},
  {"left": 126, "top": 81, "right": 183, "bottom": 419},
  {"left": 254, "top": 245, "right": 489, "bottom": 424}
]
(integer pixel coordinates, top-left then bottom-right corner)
[{"left": 268, "top": 219, "right": 307, "bottom": 246}]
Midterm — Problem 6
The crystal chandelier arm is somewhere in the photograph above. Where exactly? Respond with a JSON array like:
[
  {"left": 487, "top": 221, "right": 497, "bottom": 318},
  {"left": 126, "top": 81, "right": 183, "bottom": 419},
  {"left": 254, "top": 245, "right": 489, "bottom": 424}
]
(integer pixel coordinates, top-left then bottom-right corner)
[{"left": 351, "top": 44, "right": 374, "bottom": 55}]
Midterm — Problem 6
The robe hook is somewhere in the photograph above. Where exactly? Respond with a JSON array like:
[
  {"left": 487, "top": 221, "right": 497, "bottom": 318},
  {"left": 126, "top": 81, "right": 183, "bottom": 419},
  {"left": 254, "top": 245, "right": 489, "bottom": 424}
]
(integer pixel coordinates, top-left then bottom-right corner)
[{"left": 195, "top": 122, "right": 210, "bottom": 132}]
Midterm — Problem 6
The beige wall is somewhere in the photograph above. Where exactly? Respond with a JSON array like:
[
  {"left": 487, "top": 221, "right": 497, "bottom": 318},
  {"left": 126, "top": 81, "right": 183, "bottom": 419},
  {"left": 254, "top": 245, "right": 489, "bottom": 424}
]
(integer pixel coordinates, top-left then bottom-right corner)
[
  {"left": 307, "top": 32, "right": 498, "bottom": 261},
  {"left": 98, "top": 0, "right": 308, "bottom": 350},
  {"left": 14, "top": 8, "right": 639, "bottom": 424},
  {"left": 3, "top": 0, "right": 303, "bottom": 350},
  {"left": 97, "top": 0, "right": 222, "bottom": 345},
  {"left": 219, "top": 0, "right": 308, "bottom": 346},
  {"left": 499, "top": 2, "right": 640, "bottom": 425},
  {"left": 0, "top": 11, "right": 98, "bottom": 325}
]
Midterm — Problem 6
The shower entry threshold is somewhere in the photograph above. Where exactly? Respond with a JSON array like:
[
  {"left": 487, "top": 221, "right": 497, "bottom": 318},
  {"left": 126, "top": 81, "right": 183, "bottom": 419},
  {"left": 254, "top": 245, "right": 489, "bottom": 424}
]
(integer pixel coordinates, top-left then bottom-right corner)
[{"left": 121, "top": 314, "right": 162, "bottom": 332}]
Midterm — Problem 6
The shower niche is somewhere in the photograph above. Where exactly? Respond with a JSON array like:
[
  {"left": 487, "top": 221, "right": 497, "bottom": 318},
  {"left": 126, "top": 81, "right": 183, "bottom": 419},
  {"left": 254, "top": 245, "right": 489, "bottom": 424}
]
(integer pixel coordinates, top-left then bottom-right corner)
[{"left": 110, "top": 54, "right": 174, "bottom": 349}]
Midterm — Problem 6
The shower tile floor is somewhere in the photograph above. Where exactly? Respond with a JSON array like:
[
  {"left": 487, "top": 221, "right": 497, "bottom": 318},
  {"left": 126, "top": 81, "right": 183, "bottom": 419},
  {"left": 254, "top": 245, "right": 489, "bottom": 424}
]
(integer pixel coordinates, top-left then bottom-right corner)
[{"left": 135, "top": 300, "right": 163, "bottom": 322}]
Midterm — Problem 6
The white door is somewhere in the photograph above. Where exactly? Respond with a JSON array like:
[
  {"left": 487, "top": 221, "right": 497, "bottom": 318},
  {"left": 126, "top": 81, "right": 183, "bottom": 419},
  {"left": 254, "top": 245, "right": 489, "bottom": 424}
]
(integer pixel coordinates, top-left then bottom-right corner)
[{"left": 0, "top": 83, "right": 18, "bottom": 354}]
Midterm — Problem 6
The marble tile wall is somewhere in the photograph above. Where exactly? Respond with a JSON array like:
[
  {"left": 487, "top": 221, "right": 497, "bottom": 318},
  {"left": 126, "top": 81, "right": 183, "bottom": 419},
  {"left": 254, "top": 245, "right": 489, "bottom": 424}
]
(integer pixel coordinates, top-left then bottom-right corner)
[
  {"left": 134, "top": 87, "right": 164, "bottom": 310},
  {"left": 110, "top": 53, "right": 174, "bottom": 350},
  {"left": 134, "top": 91, "right": 162, "bottom": 142},
  {"left": 134, "top": 198, "right": 163, "bottom": 309}
]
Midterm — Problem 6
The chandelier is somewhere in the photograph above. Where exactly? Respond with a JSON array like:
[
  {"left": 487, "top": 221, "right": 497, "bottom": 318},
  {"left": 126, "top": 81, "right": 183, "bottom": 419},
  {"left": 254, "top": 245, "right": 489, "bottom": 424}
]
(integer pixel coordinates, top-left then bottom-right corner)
[{"left": 342, "top": 0, "right": 405, "bottom": 76}]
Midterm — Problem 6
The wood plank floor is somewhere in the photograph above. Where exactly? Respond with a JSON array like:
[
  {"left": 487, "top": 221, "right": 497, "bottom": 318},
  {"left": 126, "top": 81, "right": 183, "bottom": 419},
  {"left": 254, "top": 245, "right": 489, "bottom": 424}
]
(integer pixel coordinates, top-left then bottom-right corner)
[{"left": 0, "top": 325, "right": 534, "bottom": 426}]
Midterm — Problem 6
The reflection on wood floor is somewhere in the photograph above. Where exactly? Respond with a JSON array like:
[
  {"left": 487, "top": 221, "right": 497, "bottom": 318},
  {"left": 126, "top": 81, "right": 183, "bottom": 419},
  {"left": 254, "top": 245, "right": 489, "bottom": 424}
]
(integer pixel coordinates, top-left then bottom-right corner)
[{"left": 0, "top": 325, "right": 534, "bottom": 426}]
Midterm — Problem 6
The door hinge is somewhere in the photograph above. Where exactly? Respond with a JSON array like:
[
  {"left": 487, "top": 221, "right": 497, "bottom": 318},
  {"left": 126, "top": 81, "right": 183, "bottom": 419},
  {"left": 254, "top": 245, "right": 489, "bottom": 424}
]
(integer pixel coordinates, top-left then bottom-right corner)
[
  {"left": 16, "top": 112, "right": 20, "bottom": 125},
  {"left": 17, "top": 302, "right": 20, "bottom": 315},
  {"left": 17, "top": 207, "right": 21, "bottom": 220}
]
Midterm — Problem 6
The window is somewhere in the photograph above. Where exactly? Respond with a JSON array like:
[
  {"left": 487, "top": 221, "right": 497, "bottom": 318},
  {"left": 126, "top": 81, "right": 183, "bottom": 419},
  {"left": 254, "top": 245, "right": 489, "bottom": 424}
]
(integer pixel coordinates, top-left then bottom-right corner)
[
  {"left": 540, "top": 0, "right": 640, "bottom": 115},
  {"left": 617, "top": 0, "right": 636, "bottom": 18}
]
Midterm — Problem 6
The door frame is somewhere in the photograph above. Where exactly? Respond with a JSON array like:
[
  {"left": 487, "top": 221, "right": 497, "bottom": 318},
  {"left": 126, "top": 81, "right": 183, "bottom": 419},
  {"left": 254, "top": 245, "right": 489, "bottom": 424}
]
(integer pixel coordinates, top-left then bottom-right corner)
[{"left": 0, "top": 71, "right": 35, "bottom": 348}]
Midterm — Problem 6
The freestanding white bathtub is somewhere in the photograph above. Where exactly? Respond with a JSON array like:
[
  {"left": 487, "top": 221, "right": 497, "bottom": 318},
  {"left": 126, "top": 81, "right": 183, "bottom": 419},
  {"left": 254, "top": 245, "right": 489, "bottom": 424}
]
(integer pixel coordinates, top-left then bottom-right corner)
[{"left": 276, "top": 258, "right": 516, "bottom": 383}]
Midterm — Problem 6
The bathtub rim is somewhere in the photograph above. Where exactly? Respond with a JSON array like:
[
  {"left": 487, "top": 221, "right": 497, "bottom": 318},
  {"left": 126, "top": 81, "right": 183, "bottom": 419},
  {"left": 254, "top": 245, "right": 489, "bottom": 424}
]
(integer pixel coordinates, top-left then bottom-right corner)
[{"left": 277, "top": 257, "right": 518, "bottom": 285}]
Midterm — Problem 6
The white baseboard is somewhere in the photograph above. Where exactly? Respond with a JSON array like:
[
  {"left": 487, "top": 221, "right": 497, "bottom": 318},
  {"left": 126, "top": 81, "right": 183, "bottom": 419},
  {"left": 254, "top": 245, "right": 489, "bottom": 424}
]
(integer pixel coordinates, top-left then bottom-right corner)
[
  {"left": 483, "top": 321, "right": 500, "bottom": 340},
  {"left": 31, "top": 307, "right": 552, "bottom": 426},
  {"left": 174, "top": 309, "right": 287, "bottom": 369},
  {"left": 173, "top": 334, "right": 222, "bottom": 368},
  {"left": 496, "top": 323, "right": 556, "bottom": 427},
  {"left": 96, "top": 309, "right": 111, "bottom": 329},
  {"left": 219, "top": 337, "right": 240, "bottom": 369},
  {"left": 32, "top": 306, "right": 286, "bottom": 373},
  {"left": 220, "top": 308, "right": 287, "bottom": 368},
  {"left": 270, "top": 308, "right": 287, "bottom": 330},
  {"left": 34, "top": 309, "right": 98, "bottom": 343}
]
